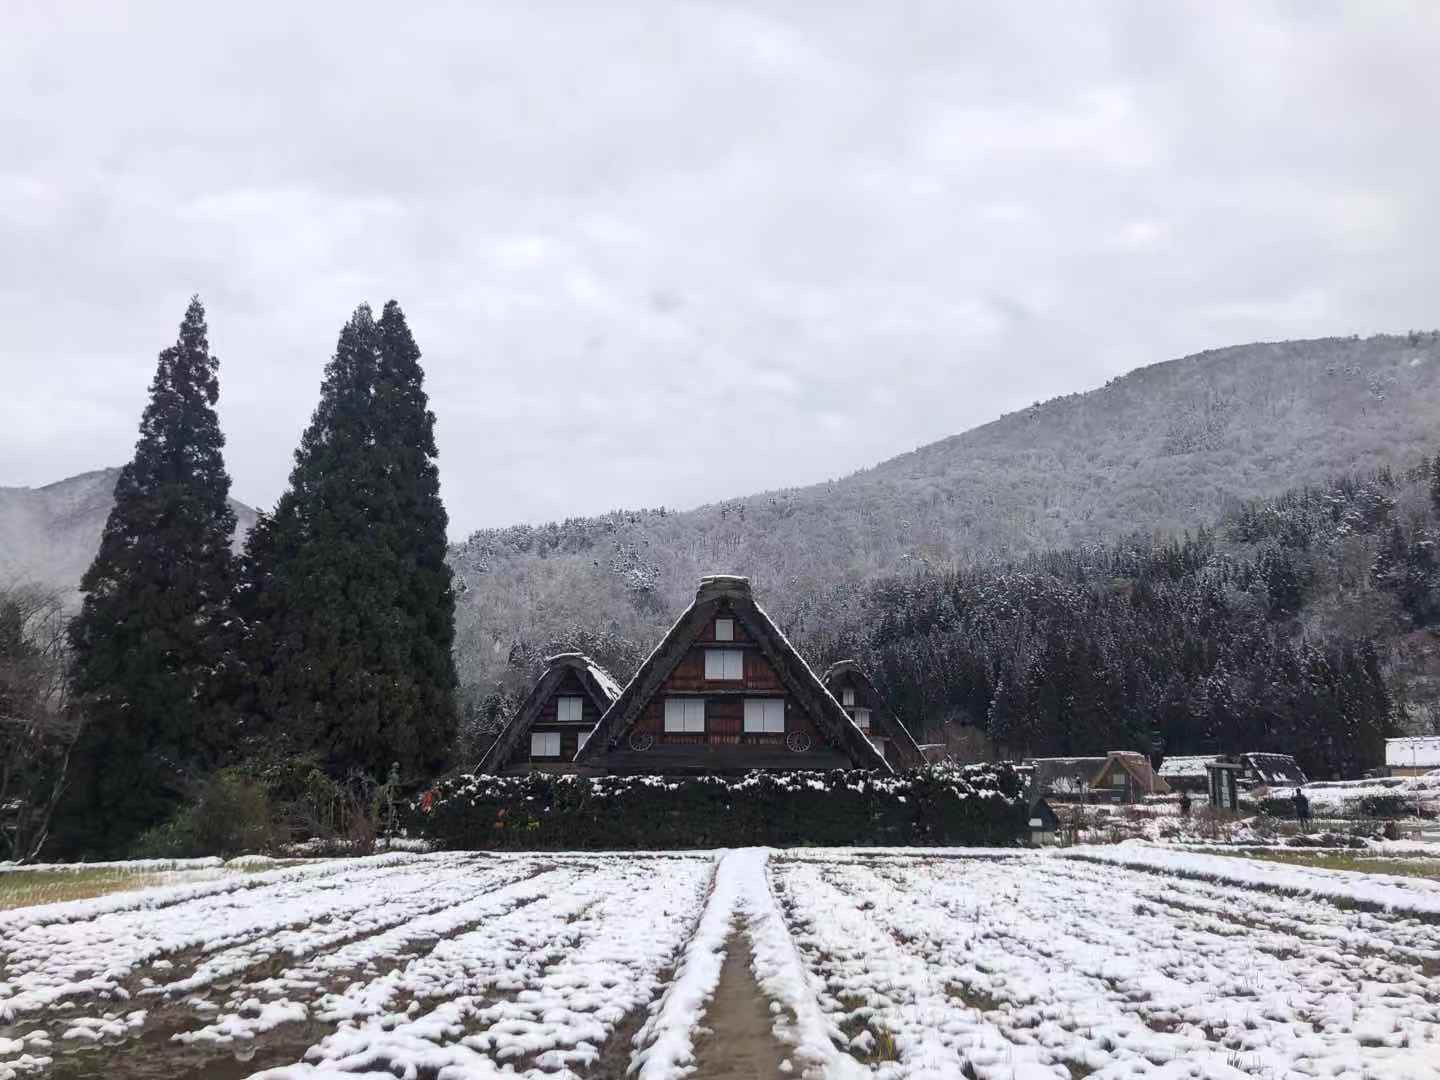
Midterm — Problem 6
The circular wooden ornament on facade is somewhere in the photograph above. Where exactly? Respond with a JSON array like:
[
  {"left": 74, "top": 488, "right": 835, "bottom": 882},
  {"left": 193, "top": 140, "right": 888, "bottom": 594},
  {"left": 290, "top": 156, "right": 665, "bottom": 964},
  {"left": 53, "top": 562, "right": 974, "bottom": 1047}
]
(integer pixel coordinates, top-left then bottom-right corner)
[
  {"left": 786, "top": 732, "right": 812, "bottom": 753},
  {"left": 628, "top": 731, "right": 656, "bottom": 751}
]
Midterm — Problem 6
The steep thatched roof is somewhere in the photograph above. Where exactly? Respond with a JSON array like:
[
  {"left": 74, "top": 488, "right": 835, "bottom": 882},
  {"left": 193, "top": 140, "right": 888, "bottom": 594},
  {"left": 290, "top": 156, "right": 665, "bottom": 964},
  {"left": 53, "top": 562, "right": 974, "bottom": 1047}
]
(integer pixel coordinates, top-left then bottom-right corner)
[
  {"left": 1158, "top": 754, "right": 1216, "bottom": 780},
  {"left": 476, "top": 653, "right": 622, "bottom": 774},
  {"left": 821, "top": 660, "right": 927, "bottom": 769},
  {"left": 1092, "top": 751, "right": 1170, "bottom": 795},
  {"left": 575, "top": 575, "right": 891, "bottom": 771}
]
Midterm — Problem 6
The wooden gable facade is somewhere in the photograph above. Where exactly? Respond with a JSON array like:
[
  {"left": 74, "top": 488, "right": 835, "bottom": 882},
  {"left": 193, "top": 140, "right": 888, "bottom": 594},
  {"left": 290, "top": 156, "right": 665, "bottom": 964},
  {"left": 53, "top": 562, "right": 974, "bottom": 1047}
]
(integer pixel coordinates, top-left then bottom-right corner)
[
  {"left": 1089, "top": 751, "right": 1170, "bottom": 803},
  {"left": 575, "top": 576, "right": 891, "bottom": 774},
  {"left": 477, "top": 653, "right": 622, "bottom": 775},
  {"left": 822, "top": 661, "right": 927, "bottom": 770}
]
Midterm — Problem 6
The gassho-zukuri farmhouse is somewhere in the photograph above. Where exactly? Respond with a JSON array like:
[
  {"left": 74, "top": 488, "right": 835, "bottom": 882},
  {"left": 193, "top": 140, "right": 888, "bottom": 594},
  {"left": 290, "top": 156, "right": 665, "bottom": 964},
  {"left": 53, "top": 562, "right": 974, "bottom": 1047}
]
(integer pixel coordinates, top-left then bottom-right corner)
[{"left": 478, "top": 575, "right": 909, "bottom": 776}]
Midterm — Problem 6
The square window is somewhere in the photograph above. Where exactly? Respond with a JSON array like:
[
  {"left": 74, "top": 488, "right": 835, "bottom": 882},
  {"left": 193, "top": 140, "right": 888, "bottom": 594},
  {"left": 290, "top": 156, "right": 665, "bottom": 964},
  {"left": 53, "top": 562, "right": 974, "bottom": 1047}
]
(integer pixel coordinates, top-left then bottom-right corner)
[
  {"left": 664, "top": 698, "right": 706, "bottom": 733},
  {"left": 714, "top": 618, "right": 734, "bottom": 642},
  {"left": 704, "top": 649, "right": 744, "bottom": 680},
  {"left": 556, "top": 696, "right": 583, "bottom": 724},
  {"left": 842, "top": 688, "right": 856, "bottom": 707},
  {"left": 531, "top": 731, "right": 561, "bottom": 757},
  {"left": 744, "top": 698, "right": 785, "bottom": 734},
  {"left": 853, "top": 707, "right": 871, "bottom": 731}
]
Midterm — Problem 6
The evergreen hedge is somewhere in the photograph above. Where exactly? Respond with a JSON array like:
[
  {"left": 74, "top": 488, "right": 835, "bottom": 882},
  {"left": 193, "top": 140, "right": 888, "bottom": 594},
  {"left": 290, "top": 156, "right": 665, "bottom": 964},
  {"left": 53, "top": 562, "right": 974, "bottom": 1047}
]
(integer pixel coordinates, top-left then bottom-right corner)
[{"left": 406, "top": 763, "right": 1028, "bottom": 850}]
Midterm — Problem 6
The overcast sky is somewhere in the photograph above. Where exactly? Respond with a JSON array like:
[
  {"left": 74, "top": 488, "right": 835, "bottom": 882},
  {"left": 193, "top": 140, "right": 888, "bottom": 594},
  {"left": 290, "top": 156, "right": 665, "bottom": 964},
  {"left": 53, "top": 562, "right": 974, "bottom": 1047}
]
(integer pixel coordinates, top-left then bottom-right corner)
[{"left": 3, "top": 3, "right": 1439, "bottom": 536}]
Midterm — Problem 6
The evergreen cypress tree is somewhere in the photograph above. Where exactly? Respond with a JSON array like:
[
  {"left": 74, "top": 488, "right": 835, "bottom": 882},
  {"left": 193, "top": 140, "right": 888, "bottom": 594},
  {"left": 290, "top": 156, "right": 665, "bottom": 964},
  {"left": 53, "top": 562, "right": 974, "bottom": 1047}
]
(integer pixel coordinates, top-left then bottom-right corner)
[
  {"left": 55, "top": 298, "right": 237, "bottom": 855},
  {"left": 373, "top": 301, "right": 459, "bottom": 764},
  {"left": 238, "top": 302, "right": 456, "bottom": 780}
]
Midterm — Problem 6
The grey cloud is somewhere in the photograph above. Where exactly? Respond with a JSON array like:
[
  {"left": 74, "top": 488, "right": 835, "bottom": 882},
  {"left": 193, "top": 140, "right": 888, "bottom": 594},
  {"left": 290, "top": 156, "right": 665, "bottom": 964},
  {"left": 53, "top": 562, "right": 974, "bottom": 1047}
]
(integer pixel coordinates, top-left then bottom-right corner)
[{"left": 2, "top": 2, "right": 1438, "bottom": 534}]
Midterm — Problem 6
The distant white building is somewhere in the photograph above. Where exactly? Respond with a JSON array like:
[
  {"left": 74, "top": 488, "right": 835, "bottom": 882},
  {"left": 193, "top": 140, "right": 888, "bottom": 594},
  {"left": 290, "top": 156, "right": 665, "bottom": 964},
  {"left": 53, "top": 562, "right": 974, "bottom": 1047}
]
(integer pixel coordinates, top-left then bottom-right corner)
[{"left": 1386, "top": 736, "right": 1440, "bottom": 777}]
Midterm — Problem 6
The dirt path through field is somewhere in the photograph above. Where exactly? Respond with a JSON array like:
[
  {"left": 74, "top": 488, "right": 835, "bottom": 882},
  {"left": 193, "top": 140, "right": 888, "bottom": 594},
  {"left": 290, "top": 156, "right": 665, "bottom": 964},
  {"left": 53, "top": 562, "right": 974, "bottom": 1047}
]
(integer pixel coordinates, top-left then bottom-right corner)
[{"left": 690, "top": 928, "right": 790, "bottom": 1080}]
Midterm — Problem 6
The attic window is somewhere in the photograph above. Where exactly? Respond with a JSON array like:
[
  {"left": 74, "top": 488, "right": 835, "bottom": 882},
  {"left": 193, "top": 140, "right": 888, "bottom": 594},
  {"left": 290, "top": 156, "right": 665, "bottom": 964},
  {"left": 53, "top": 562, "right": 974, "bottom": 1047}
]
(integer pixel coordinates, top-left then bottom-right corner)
[
  {"left": 744, "top": 698, "right": 785, "bottom": 734},
  {"left": 531, "top": 732, "right": 561, "bottom": 757},
  {"left": 664, "top": 698, "right": 706, "bottom": 733},
  {"left": 853, "top": 707, "right": 871, "bottom": 731},
  {"left": 556, "top": 696, "right": 583, "bottom": 724},
  {"left": 704, "top": 649, "right": 744, "bottom": 680},
  {"left": 714, "top": 618, "right": 734, "bottom": 642},
  {"left": 842, "top": 689, "right": 856, "bottom": 707}
]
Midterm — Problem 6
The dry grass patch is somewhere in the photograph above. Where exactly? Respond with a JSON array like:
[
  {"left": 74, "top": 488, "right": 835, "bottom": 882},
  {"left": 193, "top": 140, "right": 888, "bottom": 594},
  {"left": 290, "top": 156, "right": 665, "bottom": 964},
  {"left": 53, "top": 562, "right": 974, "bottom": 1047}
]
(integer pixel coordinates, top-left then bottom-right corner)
[
  {"left": 1222, "top": 850, "right": 1440, "bottom": 880},
  {"left": 0, "top": 867, "right": 229, "bottom": 910},
  {"left": 0, "top": 869, "right": 170, "bottom": 910}
]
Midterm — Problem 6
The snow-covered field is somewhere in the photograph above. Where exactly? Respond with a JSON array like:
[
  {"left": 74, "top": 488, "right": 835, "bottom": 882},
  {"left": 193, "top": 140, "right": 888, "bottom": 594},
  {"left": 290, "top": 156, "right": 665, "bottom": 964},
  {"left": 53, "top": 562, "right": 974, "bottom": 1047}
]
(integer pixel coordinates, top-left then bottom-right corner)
[{"left": 2, "top": 847, "right": 1439, "bottom": 1079}]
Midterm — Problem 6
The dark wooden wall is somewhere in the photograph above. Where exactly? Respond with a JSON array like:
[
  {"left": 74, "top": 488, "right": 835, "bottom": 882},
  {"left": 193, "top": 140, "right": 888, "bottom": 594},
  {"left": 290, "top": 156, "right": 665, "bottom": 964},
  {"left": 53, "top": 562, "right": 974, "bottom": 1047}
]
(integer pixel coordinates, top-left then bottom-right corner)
[
  {"left": 503, "top": 668, "right": 607, "bottom": 769},
  {"left": 629, "top": 609, "right": 827, "bottom": 759}
]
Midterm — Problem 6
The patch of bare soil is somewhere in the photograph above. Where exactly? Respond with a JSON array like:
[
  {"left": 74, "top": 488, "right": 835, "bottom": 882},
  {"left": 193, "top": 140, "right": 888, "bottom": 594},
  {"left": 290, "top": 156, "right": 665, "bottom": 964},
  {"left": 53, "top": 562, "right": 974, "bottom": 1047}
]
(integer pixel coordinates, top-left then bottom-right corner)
[
  {"left": 40, "top": 1017, "right": 336, "bottom": 1080},
  {"left": 690, "top": 928, "right": 789, "bottom": 1080}
]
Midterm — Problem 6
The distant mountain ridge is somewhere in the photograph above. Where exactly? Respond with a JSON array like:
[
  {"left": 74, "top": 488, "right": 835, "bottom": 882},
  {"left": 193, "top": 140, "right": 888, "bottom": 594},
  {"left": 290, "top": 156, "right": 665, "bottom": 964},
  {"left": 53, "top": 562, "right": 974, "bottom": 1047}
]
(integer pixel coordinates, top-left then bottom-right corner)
[
  {"left": 450, "top": 332, "right": 1440, "bottom": 695},
  {"left": 7, "top": 332, "right": 1440, "bottom": 698},
  {"left": 0, "top": 468, "right": 258, "bottom": 602}
]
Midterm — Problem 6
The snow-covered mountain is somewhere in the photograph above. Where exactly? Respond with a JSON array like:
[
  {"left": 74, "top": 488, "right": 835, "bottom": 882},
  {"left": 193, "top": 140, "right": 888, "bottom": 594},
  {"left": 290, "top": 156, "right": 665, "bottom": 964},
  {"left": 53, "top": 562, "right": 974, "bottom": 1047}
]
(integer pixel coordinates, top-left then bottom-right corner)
[
  {"left": 0, "top": 468, "right": 258, "bottom": 603},
  {"left": 8, "top": 332, "right": 1440, "bottom": 690},
  {"left": 450, "top": 332, "right": 1440, "bottom": 691}
]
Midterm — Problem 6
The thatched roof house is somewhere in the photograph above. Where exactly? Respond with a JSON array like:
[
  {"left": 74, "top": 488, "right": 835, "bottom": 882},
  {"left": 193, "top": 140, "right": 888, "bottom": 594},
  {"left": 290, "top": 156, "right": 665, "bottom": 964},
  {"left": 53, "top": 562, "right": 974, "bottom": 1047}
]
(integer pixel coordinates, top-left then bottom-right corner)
[
  {"left": 575, "top": 576, "right": 889, "bottom": 774},
  {"left": 821, "top": 660, "right": 927, "bottom": 770},
  {"left": 477, "top": 653, "right": 622, "bottom": 775}
]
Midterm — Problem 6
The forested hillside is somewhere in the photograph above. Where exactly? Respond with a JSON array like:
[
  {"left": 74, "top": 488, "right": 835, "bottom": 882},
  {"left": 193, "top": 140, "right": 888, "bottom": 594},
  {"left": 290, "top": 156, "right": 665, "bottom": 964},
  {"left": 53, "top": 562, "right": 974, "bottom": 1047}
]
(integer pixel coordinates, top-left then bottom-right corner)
[
  {"left": 849, "top": 458, "right": 1440, "bottom": 780},
  {"left": 9, "top": 331, "right": 1440, "bottom": 778},
  {"left": 452, "top": 332, "right": 1440, "bottom": 724}
]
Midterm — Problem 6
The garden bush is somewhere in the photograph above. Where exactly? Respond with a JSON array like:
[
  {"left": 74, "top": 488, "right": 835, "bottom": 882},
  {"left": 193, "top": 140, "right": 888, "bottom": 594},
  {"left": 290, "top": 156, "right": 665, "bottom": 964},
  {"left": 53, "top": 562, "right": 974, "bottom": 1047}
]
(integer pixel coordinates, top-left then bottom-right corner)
[
  {"left": 1357, "top": 794, "right": 1414, "bottom": 819},
  {"left": 1257, "top": 797, "right": 1300, "bottom": 818},
  {"left": 406, "top": 763, "right": 1028, "bottom": 850},
  {"left": 131, "top": 770, "right": 277, "bottom": 858}
]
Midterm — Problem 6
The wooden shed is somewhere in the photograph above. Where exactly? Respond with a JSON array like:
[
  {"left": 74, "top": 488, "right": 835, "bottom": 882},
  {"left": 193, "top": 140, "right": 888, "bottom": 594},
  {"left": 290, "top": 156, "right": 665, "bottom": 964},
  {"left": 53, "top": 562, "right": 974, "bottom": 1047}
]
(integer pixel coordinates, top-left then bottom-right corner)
[
  {"left": 1027, "top": 797, "right": 1060, "bottom": 846},
  {"left": 1205, "top": 758, "right": 1244, "bottom": 811},
  {"left": 1157, "top": 754, "right": 1216, "bottom": 794},
  {"left": 476, "top": 653, "right": 623, "bottom": 775},
  {"left": 821, "top": 660, "right": 927, "bottom": 770},
  {"left": 574, "top": 576, "right": 890, "bottom": 775}
]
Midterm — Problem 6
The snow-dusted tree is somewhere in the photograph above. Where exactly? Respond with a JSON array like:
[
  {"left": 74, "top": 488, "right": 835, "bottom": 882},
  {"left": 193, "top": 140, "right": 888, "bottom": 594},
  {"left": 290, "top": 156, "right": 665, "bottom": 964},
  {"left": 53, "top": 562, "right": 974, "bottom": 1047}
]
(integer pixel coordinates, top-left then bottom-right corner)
[{"left": 54, "top": 298, "right": 238, "bottom": 855}]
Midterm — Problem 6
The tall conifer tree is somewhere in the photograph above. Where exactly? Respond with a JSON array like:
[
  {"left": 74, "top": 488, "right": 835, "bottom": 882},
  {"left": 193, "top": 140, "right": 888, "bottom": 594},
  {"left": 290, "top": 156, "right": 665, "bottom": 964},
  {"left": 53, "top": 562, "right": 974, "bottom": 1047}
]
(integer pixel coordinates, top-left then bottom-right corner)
[
  {"left": 55, "top": 298, "right": 237, "bottom": 855},
  {"left": 374, "top": 301, "right": 459, "bottom": 761},
  {"left": 238, "top": 302, "right": 456, "bottom": 779}
]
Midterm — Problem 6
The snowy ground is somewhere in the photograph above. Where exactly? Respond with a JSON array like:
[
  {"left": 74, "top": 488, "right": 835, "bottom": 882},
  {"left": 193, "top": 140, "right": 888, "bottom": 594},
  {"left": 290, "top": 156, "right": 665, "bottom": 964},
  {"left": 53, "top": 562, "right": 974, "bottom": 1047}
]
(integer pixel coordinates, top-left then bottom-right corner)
[{"left": 2, "top": 847, "right": 1439, "bottom": 1079}]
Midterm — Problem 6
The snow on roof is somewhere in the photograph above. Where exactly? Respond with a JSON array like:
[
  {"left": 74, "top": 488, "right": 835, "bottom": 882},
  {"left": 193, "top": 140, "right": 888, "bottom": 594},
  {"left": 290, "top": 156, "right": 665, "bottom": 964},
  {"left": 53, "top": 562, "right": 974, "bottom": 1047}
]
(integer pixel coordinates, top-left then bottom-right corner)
[
  {"left": 1158, "top": 755, "right": 1216, "bottom": 778},
  {"left": 1387, "top": 736, "right": 1440, "bottom": 768},
  {"left": 1241, "top": 752, "right": 1307, "bottom": 785},
  {"left": 1094, "top": 752, "right": 1170, "bottom": 795},
  {"left": 544, "top": 651, "right": 624, "bottom": 704}
]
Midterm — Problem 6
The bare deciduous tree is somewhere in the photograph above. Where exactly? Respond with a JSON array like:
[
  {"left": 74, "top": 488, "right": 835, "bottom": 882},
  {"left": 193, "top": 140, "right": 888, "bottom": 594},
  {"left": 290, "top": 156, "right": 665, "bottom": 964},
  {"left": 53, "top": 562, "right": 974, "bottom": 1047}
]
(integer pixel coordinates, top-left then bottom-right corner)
[{"left": 0, "top": 583, "right": 80, "bottom": 861}]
